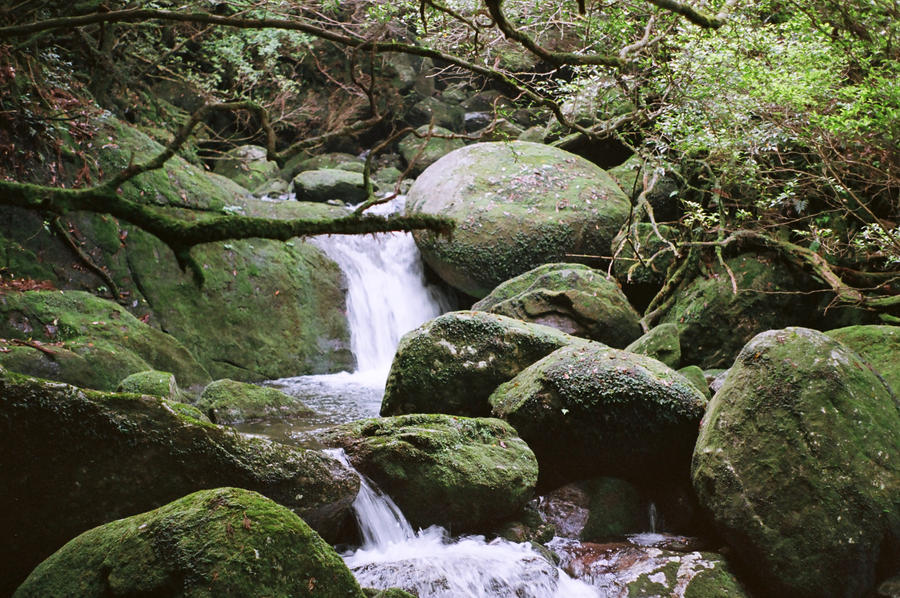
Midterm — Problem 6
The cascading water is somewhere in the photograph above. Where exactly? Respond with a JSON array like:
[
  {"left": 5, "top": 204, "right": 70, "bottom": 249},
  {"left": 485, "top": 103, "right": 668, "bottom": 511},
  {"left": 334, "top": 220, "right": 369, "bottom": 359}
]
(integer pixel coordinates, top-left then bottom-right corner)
[
  {"left": 309, "top": 198, "right": 453, "bottom": 378},
  {"left": 328, "top": 450, "right": 599, "bottom": 598},
  {"left": 244, "top": 196, "right": 453, "bottom": 442}
]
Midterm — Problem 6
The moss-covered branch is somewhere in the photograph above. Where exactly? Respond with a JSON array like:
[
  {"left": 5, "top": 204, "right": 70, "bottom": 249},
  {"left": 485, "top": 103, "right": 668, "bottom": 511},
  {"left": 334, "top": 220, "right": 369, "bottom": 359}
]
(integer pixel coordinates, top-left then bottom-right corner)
[
  {"left": 0, "top": 179, "right": 454, "bottom": 284},
  {"left": 683, "top": 230, "right": 899, "bottom": 310}
]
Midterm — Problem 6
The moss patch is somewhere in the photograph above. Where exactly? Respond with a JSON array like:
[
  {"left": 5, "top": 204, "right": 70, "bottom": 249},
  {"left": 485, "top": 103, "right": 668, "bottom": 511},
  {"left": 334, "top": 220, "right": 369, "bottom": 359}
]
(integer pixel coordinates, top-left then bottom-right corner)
[
  {"left": 198, "top": 378, "right": 314, "bottom": 425},
  {"left": 0, "top": 290, "right": 209, "bottom": 389},
  {"left": 826, "top": 324, "right": 900, "bottom": 395}
]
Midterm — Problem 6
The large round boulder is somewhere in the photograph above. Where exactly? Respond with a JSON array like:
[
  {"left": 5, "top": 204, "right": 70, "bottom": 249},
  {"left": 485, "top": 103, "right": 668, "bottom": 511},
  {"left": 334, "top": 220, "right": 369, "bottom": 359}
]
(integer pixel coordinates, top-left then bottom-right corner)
[
  {"left": 0, "top": 370, "right": 359, "bottom": 595},
  {"left": 14, "top": 487, "right": 365, "bottom": 598},
  {"left": 826, "top": 324, "right": 900, "bottom": 393},
  {"left": 490, "top": 343, "right": 707, "bottom": 488},
  {"left": 321, "top": 414, "right": 538, "bottom": 531},
  {"left": 381, "top": 311, "right": 585, "bottom": 418},
  {"left": 692, "top": 327, "right": 900, "bottom": 598},
  {"left": 406, "top": 141, "right": 631, "bottom": 298},
  {"left": 660, "top": 252, "right": 816, "bottom": 368},
  {"left": 472, "top": 263, "right": 642, "bottom": 348}
]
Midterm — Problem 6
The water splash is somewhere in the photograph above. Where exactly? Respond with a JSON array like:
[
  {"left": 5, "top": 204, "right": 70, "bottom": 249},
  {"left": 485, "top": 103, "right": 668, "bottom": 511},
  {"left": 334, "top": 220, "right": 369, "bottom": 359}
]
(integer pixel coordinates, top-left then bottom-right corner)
[{"left": 330, "top": 449, "right": 598, "bottom": 597}]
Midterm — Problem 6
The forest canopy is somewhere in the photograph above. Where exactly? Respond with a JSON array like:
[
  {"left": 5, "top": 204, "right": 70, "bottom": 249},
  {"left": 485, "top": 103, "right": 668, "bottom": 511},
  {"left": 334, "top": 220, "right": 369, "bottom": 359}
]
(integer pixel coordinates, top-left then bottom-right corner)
[{"left": 0, "top": 0, "right": 897, "bottom": 312}]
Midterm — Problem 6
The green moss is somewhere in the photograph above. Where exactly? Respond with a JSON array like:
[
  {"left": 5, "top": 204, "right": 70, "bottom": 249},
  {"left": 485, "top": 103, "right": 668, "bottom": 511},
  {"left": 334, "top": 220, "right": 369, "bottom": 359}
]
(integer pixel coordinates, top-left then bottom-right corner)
[
  {"left": 213, "top": 144, "right": 279, "bottom": 191},
  {"left": 0, "top": 290, "right": 209, "bottom": 389},
  {"left": 14, "top": 487, "right": 365, "bottom": 598},
  {"left": 677, "top": 365, "right": 711, "bottom": 399},
  {"left": 407, "top": 141, "right": 630, "bottom": 297},
  {"left": 826, "top": 325, "right": 900, "bottom": 395},
  {"left": 198, "top": 378, "right": 313, "bottom": 425},
  {"left": 472, "top": 262, "right": 641, "bottom": 347},
  {"left": 321, "top": 413, "right": 538, "bottom": 531},
  {"left": 118, "top": 220, "right": 352, "bottom": 380},
  {"left": 0, "top": 369, "right": 359, "bottom": 594},
  {"left": 660, "top": 253, "right": 818, "bottom": 368},
  {"left": 625, "top": 323, "right": 682, "bottom": 369},
  {"left": 381, "top": 310, "right": 585, "bottom": 418},
  {"left": 683, "top": 554, "right": 751, "bottom": 597},
  {"left": 692, "top": 327, "right": 900, "bottom": 598},
  {"left": 490, "top": 342, "right": 707, "bottom": 488},
  {"left": 116, "top": 369, "right": 178, "bottom": 399},
  {"left": 0, "top": 232, "right": 58, "bottom": 282}
]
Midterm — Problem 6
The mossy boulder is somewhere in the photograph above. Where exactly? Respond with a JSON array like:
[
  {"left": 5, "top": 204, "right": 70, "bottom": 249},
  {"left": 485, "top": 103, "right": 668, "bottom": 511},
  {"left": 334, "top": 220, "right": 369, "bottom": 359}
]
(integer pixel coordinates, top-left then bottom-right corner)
[
  {"left": 397, "top": 125, "right": 465, "bottom": 176},
  {"left": 0, "top": 370, "right": 359, "bottom": 595},
  {"left": 198, "top": 378, "right": 314, "bottom": 425},
  {"left": 116, "top": 369, "right": 179, "bottom": 399},
  {"left": 472, "top": 263, "right": 642, "bottom": 348},
  {"left": 293, "top": 168, "right": 368, "bottom": 204},
  {"left": 321, "top": 413, "right": 538, "bottom": 531},
  {"left": 538, "top": 477, "right": 650, "bottom": 541},
  {"left": 0, "top": 117, "right": 354, "bottom": 381},
  {"left": 625, "top": 323, "right": 682, "bottom": 369},
  {"left": 406, "top": 141, "right": 631, "bottom": 298},
  {"left": 14, "top": 487, "right": 365, "bottom": 598},
  {"left": 678, "top": 365, "right": 712, "bottom": 399},
  {"left": 381, "top": 310, "right": 585, "bottom": 418},
  {"left": 213, "top": 144, "right": 279, "bottom": 190},
  {"left": 691, "top": 327, "right": 900, "bottom": 598},
  {"left": 660, "top": 253, "right": 816, "bottom": 368},
  {"left": 490, "top": 342, "right": 707, "bottom": 488},
  {"left": 0, "top": 290, "right": 209, "bottom": 390},
  {"left": 555, "top": 542, "right": 749, "bottom": 597},
  {"left": 281, "top": 151, "right": 361, "bottom": 180},
  {"left": 826, "top": 324, "right": 900, "bottom": 393}
]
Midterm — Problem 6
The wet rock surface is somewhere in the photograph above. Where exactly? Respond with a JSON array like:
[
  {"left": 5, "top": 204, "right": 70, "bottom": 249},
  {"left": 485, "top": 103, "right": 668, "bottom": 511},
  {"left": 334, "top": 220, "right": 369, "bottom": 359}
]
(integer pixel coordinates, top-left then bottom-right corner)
[{"left": 692, "top": 327, "right": 900, "bottom": 598}]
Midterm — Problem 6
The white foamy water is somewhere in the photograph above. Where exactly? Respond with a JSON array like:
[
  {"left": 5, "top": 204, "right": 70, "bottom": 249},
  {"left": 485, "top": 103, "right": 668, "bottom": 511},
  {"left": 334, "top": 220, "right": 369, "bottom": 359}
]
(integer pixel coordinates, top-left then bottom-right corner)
[
  {"left": 329, "top": 450, "right": 599, "bottom": 598},
  {"left": 247, "top": 196, "right": 453, "bottom": 441},
  {"left": 309, "top": 197, "right": 453, "bottom": 379}
]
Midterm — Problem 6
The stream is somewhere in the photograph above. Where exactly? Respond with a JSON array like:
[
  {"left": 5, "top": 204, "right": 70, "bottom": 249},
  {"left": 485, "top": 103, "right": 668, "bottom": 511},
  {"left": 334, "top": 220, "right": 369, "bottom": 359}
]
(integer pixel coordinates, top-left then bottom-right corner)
[{"left": 241, "top": 196, "right": 664, "bottom": 597}]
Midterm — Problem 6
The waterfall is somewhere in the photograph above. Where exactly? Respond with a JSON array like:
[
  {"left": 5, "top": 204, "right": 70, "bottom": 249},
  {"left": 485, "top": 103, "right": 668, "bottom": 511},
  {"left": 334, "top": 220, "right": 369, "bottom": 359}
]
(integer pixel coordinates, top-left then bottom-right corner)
[
  {"left": 310, "top": 197, "right": 452, "bottom": 378},
  {"left": 256, "top": 197, "right": 452, "bottom": 437},
  {"left": 329, "top": 449, "right": 599, "bottom": 598}
]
